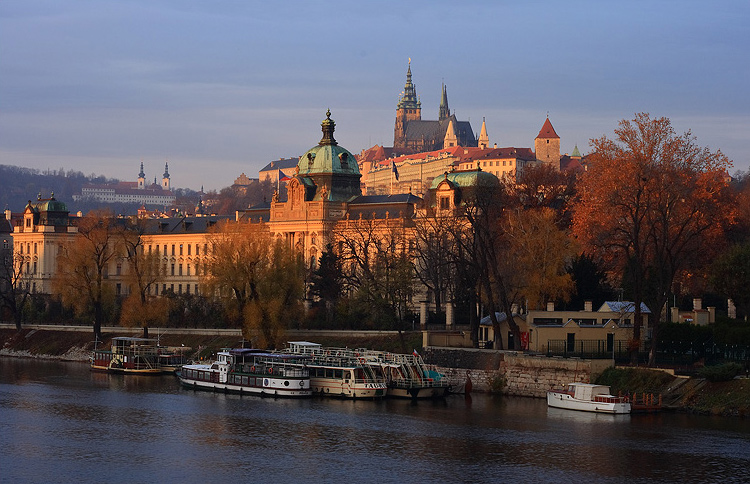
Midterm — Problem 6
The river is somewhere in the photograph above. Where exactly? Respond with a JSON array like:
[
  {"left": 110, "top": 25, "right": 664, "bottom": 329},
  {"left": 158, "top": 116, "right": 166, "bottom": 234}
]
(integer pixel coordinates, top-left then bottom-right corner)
[{"left": 1, "top": 358, "right": 749, "bottom": 484}]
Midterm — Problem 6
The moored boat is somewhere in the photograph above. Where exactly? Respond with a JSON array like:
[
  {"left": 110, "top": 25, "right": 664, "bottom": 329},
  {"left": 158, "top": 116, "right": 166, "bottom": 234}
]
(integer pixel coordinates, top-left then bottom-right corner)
[
  {"left": 91, "top": 337, "right": 162, "bottom": 374},
  {"left": 547, "top": 382, "right": 631, "bottom": 414},
  {"left": 359, "top": 350, "right": 449, "bottom": 399},
  {"left": 178, "top": 348, "right": 311, "bottom": 398},
  {"left": 285, "top": 341, "right": 387, "bottom": 399}
]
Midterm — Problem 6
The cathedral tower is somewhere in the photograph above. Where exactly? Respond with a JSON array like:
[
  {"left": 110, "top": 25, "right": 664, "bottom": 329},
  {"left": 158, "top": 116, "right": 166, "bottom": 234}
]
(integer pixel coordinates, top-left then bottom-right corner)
[{"left": 394, "top": 61, "right": 422, "bottom": 149}]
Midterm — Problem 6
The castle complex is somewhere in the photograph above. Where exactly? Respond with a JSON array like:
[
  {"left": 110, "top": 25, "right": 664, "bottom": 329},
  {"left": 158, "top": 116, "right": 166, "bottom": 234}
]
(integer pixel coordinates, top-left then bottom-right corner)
[{"left": 356, "top": 63, "right": 581, "bottom": 196}]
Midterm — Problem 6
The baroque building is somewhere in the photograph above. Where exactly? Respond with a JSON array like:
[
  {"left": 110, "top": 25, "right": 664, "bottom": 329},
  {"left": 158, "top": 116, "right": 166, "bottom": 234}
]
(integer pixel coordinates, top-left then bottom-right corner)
[
  {"left": 73, "top": 162, "right": 176, "bottom": 206},
  {"left": 244, "top": 110, "right": 421, "bottom": 267}
]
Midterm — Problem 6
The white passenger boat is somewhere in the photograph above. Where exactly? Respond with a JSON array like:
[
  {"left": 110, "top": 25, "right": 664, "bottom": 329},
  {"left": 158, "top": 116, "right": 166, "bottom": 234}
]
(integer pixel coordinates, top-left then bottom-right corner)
[
  {"left": 285, "top": 341, "right": 387, "bottom": 399},
  {"left": 547, "top": 383, "right": 631, "bottom": 414},
  {"left": 179, "top": 348, "right": 311, "bottom": 398}
]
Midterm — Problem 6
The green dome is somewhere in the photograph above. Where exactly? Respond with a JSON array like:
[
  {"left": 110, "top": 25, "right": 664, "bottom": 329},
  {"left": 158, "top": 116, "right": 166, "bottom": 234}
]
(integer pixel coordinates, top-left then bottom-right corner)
[
  {"left": 430, "top": 169, "right": 499, "bottom": 189},
  {"left": 297, "top": 110, "right": 360, "bottom": 177}
]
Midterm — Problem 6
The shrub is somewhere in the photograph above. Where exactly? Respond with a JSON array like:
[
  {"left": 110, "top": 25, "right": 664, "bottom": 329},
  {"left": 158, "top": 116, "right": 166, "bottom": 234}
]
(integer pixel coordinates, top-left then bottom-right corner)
[{"left": 698, "top": 362, "right": 744, "bottom": 382}]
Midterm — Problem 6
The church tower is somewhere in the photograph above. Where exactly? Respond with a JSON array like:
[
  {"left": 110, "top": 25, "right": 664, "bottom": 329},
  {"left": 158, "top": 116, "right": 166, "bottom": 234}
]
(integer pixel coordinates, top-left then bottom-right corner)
[
  {"left": 394, "top": 61, "right": 421, "bottom": 149},
  {"left": 162, "top": 162, "right": 171, "bottom": 190},
  {"left": 443, "top": 119, "right": 458, "bottom": 148},
  {"left": 439, "top": 83, "right": 450, "bottom": 120},
  {"left": 534, "top": 116, "right": 561, "bottom": 168},
  {"left": 478, "top": 118, "right": 489, "bottom": 149},
  {"left": 137, "top": 161, "right": 146, "bottom": 189}
]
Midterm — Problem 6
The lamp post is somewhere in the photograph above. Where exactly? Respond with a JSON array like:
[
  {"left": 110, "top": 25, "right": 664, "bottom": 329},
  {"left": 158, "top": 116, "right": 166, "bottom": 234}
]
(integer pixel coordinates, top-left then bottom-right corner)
[{"left": 610, "top": 331, "right": 616, "bottom": 367}]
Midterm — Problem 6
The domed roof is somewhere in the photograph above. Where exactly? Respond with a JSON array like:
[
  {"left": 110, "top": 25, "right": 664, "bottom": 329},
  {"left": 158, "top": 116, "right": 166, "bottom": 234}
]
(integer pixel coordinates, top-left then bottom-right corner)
[
  {"left": 297, "top": 110, "right": 360, "bottom": 177},
  {"left": 430, "top": 169, "right": 499, "bottom": 189}
]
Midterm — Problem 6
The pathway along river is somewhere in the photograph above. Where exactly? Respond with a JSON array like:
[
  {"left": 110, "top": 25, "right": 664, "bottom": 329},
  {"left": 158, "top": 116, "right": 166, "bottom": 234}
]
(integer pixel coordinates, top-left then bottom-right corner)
[{"left": 1, "top": 358, "right": 749, "bottom": 484}]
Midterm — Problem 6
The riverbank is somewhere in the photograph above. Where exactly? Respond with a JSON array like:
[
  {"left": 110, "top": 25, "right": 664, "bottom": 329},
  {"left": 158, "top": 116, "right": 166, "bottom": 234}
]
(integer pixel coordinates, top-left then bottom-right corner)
[{"left": 1, "top": 327, "right": 748, "bottom": 417}]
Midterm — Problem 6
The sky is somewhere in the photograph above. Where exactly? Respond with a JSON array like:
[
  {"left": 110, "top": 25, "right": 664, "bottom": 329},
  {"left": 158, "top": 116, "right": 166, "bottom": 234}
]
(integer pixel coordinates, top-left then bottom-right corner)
[{"left": 1, "top": 1, "right": 749, "bottom": 192}]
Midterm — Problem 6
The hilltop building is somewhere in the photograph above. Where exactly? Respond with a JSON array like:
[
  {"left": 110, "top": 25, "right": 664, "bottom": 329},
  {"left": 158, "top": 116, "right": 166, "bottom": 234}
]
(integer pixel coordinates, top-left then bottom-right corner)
[
  {"left": 73, "top": 162, "right": 176, "bottom": 206},
  {"left": 393, "top": 62, "right": 477, "bottom": 153},
  {"left": 357, "top": 63, "right": 574, "bottom": 195}
]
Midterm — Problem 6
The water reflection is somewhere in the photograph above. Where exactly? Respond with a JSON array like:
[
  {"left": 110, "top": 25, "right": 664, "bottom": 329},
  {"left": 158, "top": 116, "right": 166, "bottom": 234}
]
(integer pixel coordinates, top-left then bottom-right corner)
[{"left": 2, "top": 358, "right": 749, "bottom": 484}]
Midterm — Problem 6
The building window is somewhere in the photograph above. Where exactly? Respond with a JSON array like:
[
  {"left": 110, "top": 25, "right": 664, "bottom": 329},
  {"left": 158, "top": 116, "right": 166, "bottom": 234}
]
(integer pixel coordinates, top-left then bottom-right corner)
[
  {"left": 179, "top": 264, "right": 183, "bottom": 276},
  {"left": 116, "top": 283, "right": 121, "bottom": 295},
  {"left": 187, "top": 244, "right": 191, "bottom": 256},
  {"left": 186, "top": 284, "right": 190, "bottom": 295},
  {"left": 171, "top": 264, "right": 175, "bottom": 276},
  {"left": 179, "top": 244, "right": 183, "bottom": 256},
  {"left": 178, "top": 284, "right": 182, "bottom": 294},
  {"left": 116, "top": 263, "right": 122, "bottom": 275},
  {"left": 34, "top": 243, "right": 37, "bottom": 254},
  {"left": 171, "top": 245, "right": 175, "bottom": 256},
  {"left": 195, "top": 284, "right": 199, "bottom": 295},
  {"left": 440, "top": 197, "right": 449, "bottom": 210},
  {"left": 187, "top": 264, "right": 191, "bottom": 276},
  {"left": 33, "top": 261, "right": 37, "bottom": 274}
]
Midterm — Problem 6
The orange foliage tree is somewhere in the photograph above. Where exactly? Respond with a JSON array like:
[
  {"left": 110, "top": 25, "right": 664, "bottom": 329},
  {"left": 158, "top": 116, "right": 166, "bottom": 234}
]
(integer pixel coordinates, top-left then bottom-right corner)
[{"left": 572, "top": 113, "right": 735, "bottom": 364}]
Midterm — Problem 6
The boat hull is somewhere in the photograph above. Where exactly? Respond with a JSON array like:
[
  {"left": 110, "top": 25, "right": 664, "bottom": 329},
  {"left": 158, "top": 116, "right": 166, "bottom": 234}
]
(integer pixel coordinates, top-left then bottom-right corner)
[
  {"left": 179, "top": 372, "right": 311, "bottom": 398},
  {"left": 547, "top": 391, "right": 631, "bottom": 414},
  {"left": 309, "top": 377, "right": 387, "bottom": 399}
]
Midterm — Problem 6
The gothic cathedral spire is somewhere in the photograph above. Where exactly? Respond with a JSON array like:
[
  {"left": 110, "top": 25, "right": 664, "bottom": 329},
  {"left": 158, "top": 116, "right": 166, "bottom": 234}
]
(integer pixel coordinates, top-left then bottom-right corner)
[{"left": 439, "top": 83, "right": 450, "bottom": 120}]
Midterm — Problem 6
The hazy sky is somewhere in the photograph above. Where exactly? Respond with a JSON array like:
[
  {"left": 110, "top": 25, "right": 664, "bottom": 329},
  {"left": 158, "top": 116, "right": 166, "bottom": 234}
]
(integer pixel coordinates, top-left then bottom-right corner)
[{"left": 1, "top": 1, "right": 748, "bottom": 192}]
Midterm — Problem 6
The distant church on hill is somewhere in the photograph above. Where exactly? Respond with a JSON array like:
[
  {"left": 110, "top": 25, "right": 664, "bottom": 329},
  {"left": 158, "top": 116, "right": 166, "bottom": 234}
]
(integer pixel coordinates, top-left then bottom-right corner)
[{"left": 393, "top": 61, "right": 477, "bottom": 153}]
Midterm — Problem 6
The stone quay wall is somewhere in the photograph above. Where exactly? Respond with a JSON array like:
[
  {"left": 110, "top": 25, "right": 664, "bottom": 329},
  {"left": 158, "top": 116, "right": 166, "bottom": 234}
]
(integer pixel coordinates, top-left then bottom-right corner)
[{"left": 424, "top": 347, "right": 612, "bottom": 397}]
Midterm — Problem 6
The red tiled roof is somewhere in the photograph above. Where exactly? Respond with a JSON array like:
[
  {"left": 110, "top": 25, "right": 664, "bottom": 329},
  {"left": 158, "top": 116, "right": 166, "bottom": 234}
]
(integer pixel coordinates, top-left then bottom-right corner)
[{"left": 536, "top": 118, "right": 559, "bottom": 139}]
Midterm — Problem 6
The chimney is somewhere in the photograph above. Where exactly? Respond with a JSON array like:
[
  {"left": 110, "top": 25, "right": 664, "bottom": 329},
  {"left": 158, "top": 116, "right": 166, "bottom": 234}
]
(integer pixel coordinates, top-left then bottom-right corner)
[
  {"left": 584, "top": 300, "right": 593, "bottom": 312},
  {"left": 547, "top": 301, "right": 555, "bottom": 312},
  {"left": 693, "top": 298, "right": 702, "bottom": 311}
]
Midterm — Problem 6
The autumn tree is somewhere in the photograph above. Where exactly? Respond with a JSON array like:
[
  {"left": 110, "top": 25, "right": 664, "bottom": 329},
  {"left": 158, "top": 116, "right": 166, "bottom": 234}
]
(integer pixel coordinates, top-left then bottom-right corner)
[
  {"left": 450, "top": 180, "right": 522, "bottom": 349},
  {"left": 412, "top": 211, "right": 460, "bottom": 317},
  {"left": 201, "top": 220, "right": 273, "bottom": 325},
  {"left": 118, "top": 219, "right": 167, "bottom": 337},
  {"left": 201, "top": 220, "right": 305, "bottom": 346},
  {"left": 506, "top": 162, "right": 578, "bottom": 227},
  {"left": 504, "top": 207, "right": 577, "bottom": 310},
  {"left": 0, "top": 246, "right": 32, "bottom": 331},
  {"left": 572, "top": 113, "right": 735, "bottom": 364},
  {"left": 244, "top": 238, "right": 305, "bottom": 348},
  {"left": 52, "top": 210, "right": 124, "bottom": 339},
  {"left": 335, "top": 215, "right": 415, "bottom": 329}
]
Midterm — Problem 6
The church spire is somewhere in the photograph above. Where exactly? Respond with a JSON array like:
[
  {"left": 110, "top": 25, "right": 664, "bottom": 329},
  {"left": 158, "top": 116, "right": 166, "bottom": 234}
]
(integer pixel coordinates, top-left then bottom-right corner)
[
  {"left": 478, "top": 117, "right": 489, "bottom": 149},
  {"left": 162, "top": 161, "right": 171, "bottom": 190},
  {"left": 138, "top": 161, "right": 145, "bottom": 178},
  {"left": 397, "top": 60, "right": 420, "bottom": 110},
  {"left": 439, "top": 83, "right": 450, "bottom": 120}
]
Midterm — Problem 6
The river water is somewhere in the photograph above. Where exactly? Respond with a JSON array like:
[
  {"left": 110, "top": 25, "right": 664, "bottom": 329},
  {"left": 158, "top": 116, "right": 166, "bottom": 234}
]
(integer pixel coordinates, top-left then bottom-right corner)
[{"left": 1, "top": 358, "right": 749, "bottom": 484}]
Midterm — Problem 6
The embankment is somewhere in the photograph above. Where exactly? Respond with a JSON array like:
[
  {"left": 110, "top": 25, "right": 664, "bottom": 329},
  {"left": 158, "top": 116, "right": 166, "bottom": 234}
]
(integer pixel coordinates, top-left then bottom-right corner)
[{"left": 2, "top": 326, "right": 747, "bottom": 417}]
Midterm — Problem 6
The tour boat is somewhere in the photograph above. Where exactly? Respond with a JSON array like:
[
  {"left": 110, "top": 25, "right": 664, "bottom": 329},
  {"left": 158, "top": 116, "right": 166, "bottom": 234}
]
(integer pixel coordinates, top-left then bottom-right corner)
[
  {"left": 90, "top": 337, "right": 162, "bottom": 374},
  {"left": 285, "top": 341, "right": 388, "bottom": 399},
  {"left": 547, "top": 382, "right": 631, "bottom": 414},
  {"left": 178, "top": 348, "right": 311, "bottom": 398},
  {"left": 358, "top": 349, "right": 449, "bottom": 399}
]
